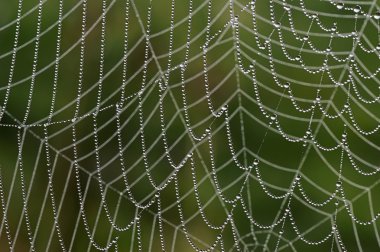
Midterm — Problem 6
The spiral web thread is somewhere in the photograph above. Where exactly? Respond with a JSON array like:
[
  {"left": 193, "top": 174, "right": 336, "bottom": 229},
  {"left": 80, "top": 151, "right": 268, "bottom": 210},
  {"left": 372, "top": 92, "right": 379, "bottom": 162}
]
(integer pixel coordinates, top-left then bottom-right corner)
[{"left": 0, "top": 0, "right": 379, "bottom": 251}]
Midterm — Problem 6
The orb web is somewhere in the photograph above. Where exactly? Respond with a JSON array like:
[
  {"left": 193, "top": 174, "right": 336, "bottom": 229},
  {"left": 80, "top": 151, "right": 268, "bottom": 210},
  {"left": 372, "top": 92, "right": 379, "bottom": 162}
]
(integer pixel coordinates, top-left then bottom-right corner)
[{"left": 0, "top": 0, "right": 379, "bottom": 251}]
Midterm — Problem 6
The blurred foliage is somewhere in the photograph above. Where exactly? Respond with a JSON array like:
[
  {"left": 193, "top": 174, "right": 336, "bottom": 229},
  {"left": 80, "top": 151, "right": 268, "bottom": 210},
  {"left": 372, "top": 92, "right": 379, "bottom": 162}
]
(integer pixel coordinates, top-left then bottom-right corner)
[{"left": 0, "top": 0, "right": 379, "bottom": 251}]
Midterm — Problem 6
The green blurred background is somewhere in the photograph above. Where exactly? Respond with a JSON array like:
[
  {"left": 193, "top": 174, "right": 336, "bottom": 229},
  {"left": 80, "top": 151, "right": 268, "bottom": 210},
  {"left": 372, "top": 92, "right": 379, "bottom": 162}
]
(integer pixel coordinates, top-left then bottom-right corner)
[{"left": 0, "top": 0, "right": 379, "bottom": 251}]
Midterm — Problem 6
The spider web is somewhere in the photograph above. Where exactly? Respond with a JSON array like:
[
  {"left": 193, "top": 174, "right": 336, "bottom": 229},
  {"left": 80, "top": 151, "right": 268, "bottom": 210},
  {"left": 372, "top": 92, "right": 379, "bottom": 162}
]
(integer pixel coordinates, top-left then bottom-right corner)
[{"left": 0, "top": 0, "right": 379, "bottom": 251}]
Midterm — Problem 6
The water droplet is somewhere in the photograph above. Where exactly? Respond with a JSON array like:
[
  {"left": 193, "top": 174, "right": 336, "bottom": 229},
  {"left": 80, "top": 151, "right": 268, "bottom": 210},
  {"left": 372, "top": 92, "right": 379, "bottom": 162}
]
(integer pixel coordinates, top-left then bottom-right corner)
[
  {"left": 374, "top": 11, "right": 380, "bottom": 20},
  {"left": 337, "top": 3, "right": 344, "bottom": 10},
  {"left": 353, "top": 5, "right": 361, "bottom": 14}
]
